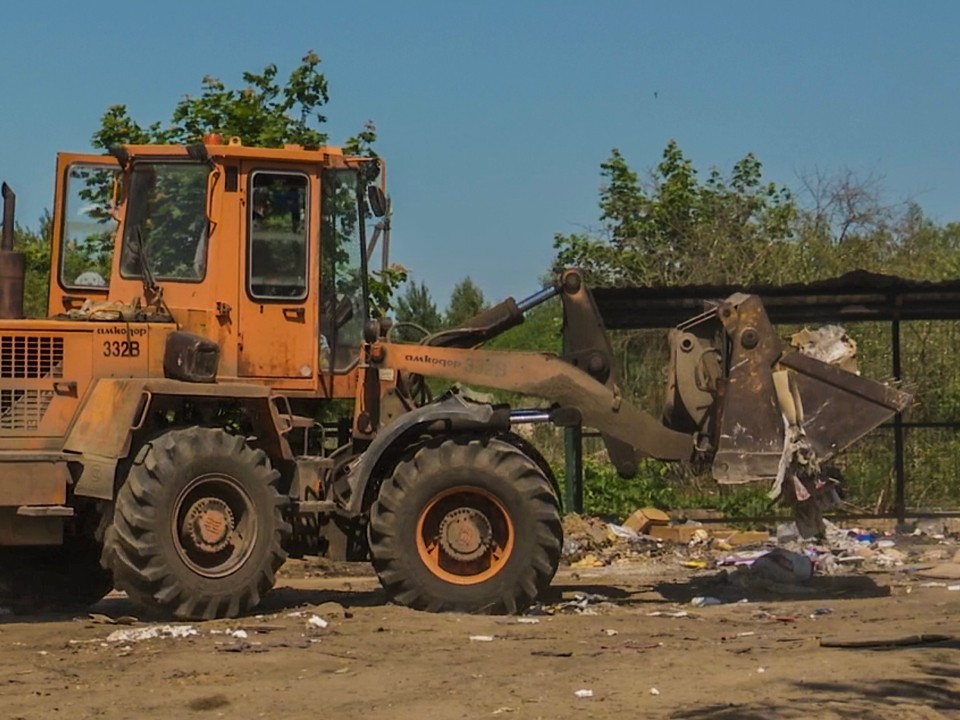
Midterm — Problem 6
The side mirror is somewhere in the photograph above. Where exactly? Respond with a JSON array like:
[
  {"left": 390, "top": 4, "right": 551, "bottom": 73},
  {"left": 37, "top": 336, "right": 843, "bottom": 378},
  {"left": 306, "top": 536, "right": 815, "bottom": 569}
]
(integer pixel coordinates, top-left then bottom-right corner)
[{"left": 367, "top": 186, "right": 387, "bottom": 218}]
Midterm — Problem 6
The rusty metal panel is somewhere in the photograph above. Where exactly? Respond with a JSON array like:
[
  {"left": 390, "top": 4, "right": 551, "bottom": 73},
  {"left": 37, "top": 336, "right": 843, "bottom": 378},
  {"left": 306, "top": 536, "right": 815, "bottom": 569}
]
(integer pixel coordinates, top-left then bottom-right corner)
[
  {"left": 712, "top": 295, "right": 786, "bottom": 483},
  {"left": 62, "top": 378, "right": 146, "bottom": 459},
  {"left": 0, "top": 461, "right": 68, "bottom": 506},
  {"left": 780, "top": 351, "right": 912, "bottom": 461}
]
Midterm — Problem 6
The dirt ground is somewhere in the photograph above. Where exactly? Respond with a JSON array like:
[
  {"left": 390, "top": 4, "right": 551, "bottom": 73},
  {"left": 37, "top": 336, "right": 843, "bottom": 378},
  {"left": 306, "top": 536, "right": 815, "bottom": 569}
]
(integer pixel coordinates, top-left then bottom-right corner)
[{"left": 1, "top": 553, "right": 959, "bottom": 720}]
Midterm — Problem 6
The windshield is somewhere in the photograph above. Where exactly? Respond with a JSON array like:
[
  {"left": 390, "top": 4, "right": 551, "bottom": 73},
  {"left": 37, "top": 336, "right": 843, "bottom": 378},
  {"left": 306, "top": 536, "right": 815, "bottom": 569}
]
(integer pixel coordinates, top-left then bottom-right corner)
[
  {"left": 59, "top": 163, "right": 120, "bottom": 290},
  {"left": 320, "top": 168, "right": 368, "bottom": 371},
  {"left": 120, "top": 162, "right": 209, "bottom": 281}
]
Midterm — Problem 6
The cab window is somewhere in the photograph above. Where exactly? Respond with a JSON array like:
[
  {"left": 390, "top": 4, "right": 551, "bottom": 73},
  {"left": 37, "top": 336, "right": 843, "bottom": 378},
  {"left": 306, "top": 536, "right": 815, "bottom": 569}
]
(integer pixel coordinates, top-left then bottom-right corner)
[
  {"left": 320, "top": 168, "right": 366, "bottom": 371},
  {"left": 60, "top": 163, "right": 119, "bottom": 290},
  {"left": 248, "top": 172, "right": 309, "bottom": 300},
  {"left": 119, "top": 161, "right": 209, "bottom": 281}
]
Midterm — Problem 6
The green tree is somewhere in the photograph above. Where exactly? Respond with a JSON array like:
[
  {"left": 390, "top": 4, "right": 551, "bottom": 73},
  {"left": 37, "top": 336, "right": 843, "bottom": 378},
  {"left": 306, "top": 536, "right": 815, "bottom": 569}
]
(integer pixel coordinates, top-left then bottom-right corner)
[
  {"left": 79, "top": 53, "right": 408, "bottom": 314},
  {"left": 19, "top": 213, "right": 52, "bottom": 318},
  {"left": 92, "top": 52, "right": 339, "bottom": 150},
  {"left": 445, "top": 277, "right": 487, "bottom": 328},
  {"left": 393, "top": 280, "right": 442, "bottom": 342},
  {"left": 554, "top": 141, "right": 796, "bottom": 286}
]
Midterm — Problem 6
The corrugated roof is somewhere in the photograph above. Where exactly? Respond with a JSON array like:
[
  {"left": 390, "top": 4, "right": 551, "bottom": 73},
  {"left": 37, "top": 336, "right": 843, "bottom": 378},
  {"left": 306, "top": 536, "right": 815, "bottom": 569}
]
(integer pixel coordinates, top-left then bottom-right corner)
[{"left": 592, "top": 270, "right": 960, "bottom": 328}]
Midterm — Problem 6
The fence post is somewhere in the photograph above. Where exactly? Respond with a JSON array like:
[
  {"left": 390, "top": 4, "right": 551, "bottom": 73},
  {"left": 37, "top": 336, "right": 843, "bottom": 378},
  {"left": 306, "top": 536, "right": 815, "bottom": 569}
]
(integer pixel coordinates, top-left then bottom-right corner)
[
  {"left": 563, "top": 424, "right": 583, "bottom": 514},
  {"left": 891, "top": 308, "right": 906, "bottom": 525}
]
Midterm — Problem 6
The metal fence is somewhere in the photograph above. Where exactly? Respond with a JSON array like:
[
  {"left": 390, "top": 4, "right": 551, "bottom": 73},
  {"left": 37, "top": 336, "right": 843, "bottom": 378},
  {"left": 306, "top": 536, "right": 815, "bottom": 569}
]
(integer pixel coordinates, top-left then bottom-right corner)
[{"left": 570, "top": 277, "right": 960, "bottom": 522}]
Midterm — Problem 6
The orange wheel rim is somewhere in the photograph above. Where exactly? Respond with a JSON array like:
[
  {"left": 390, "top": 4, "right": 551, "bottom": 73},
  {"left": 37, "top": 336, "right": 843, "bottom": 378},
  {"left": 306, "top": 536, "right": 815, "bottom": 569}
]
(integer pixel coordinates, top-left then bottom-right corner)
[{"left": 415, "top": 486, "right": 514, "bottom": 585}]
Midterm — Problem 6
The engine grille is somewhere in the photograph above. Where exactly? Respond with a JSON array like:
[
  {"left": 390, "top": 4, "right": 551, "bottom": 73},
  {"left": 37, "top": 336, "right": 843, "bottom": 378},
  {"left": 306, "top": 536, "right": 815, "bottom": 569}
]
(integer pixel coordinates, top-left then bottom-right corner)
[
  {"left": 1, "top": 336, "right": 64, "bottom": 379},
  {"left": 0, "top": 336, "right": 65, "bottom": 430}
]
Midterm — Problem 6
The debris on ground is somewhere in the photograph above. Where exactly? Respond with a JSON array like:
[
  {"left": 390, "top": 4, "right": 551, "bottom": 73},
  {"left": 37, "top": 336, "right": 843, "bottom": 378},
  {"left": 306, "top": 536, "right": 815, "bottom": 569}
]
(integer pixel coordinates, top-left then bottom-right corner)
[
  {"left": 622, "top": 507, "right": 670, "bottom": 534},
  {"left": 691, "top": 596, "right": 723, "bottom": 607},
  {"left": 105, "top": 624, "right": 199, "bottom": 643},
  {"left": 559, "top": 506, "right": 958, "bottom": 605}
]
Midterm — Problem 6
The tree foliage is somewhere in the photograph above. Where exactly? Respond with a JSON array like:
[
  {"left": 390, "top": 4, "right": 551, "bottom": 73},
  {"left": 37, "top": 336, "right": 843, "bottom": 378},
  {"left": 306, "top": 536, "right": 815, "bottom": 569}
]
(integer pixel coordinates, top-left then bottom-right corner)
[
  {"left": 92, "top": 52, "right": 338, "bottom": 150},
  {"left": 444, "top": 277, "right": 487, "bottom": 328},
  {"left": 554, "top": 140, "right": 960, "bottom": 517},
  {"left": 19, "top": 215, "right": 52, "bottom": 318},
  {"left": 554, "top": 141, "right": 795, "bottom": 286},
  {"left": 393, "top": 280, "right": 443, "bottom": 342}
]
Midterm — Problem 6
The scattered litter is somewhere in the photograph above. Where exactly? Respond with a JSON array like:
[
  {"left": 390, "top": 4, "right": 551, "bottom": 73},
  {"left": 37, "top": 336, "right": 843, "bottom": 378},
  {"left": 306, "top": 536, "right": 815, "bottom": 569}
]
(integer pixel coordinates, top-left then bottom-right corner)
[
  {"left": 574, "top": 689, "right": 594, "bottom": 699},
  {"left": 750, "top": 548, "right": 813, "bottom": 585},
  {"left": 106, "top": 624, "right": 198, "bottom": 643},
  {"left": 821, "top": 634, "right": 954, "bottom": 649},
  {"left": 314, "top": 601, "right": 350, "bottom": 619},
  {"left": 649, "top": 687, "right": 661, "bottom": 696},
  {"left": 607, "top": 523, "right": 639, "bottom": 540},
  {"left": 622, "top": 507, "right": 670, "bottom": 535},
  {"left": 549, "top": 592, "right": 609, "bottom": 615},
  {"left": 737, "top": 632, "right": 755, "bottom": 637},
  {"left": 757, "top": 612, "right": 800, "bottom": 623},
  {"left": 757, "top": 667, "right": 766, "bottom": 673},
  {"left": 810, "top": 608, "right": 834, "bottom": 618},
  {"left": 492, "top": 707, "right": 516, "bottom": 715},
  {"left": 718, "top": 550, "right": 769, "bottom": 567},
  {"left": 602, "top": 628, "right": 618, "bottom": 636},
  {"left": 570, "top": 554, "right": 605, "bottom": 568},
  {"left": 307, "top": 615, "right": 329, "bottom": 629},
  {"left": 646, "top": 610, "right": 690, "bottom": 618},
  {"left": 516, "top": 618, "right": 540, "bottom": 625},
  {"left": 470, "top": 635, "right": 495, "bottom": 642},
  {"left": 691, "top": 596, "right": 722, "bottom": 607},
  {"left": 916, "top": 564, "right": 960, "bottom": 580},
  {"left": 948, "top": 585, "right": 960, "bottom": 592},
  {"left": 88, "top": 613, "right": 139, "bottom": 625},
  {"left": 682, "top": 560, "right": 709, "bottom": 570},
  {"left": 217, "top": 639, "right": 309, "bottom": 653},
  {"left": 531, "top": 650, "right": 572, "bottom": 657},
  {"left": 229, "top": 629, "right": 249, "bottom": 639}
]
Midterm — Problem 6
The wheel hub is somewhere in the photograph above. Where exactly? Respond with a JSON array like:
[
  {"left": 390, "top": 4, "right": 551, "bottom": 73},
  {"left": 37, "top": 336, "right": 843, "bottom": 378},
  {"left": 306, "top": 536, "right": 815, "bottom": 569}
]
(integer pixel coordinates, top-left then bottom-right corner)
[
  {"left": 184, "top": 497, "right": 236, "bottom": 554},
  {"left": 438, "top": 507, "right": 492, "bottom": 562}
]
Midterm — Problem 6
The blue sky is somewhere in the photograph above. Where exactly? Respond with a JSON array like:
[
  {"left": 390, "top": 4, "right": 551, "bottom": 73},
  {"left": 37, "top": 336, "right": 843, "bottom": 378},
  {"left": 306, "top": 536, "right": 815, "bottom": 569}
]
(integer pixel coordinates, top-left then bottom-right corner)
[{"left": 1, "top": 2, "right": 958, "bottom": 306}]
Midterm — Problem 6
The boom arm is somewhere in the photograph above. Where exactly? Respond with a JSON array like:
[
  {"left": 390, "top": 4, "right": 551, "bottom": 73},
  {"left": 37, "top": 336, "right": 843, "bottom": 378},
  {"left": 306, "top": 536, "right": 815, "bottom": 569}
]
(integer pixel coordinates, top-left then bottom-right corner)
[{"left": 372, "top": 268, "right": 912, "bottom": 486}]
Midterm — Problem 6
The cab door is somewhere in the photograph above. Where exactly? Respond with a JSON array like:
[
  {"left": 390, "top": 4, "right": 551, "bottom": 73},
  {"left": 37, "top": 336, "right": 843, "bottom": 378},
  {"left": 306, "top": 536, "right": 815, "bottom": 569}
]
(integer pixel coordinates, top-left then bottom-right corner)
[{"left": 236, "top": 165, "right": 319, "bottom": 379}]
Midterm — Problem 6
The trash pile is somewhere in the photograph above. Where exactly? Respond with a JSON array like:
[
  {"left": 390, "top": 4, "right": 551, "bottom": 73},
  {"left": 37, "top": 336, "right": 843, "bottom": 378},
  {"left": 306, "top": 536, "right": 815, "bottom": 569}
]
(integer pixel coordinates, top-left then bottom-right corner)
[
  {"left": 561, "top": 513, "right": 670, "bottom": 568},
  {"left": 562, "top": 505, "right": 960, "bottom": 601}
]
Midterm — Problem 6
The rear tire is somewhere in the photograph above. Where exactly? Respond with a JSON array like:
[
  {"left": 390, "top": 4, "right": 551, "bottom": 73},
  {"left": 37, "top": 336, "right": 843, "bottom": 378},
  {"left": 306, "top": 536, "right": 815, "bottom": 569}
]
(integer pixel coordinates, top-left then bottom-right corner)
[
  {"left": 368, "top": 436, "right": 562, "bottom": 614},
  {"left": 102, "top": 427, "right": 288, "bottom": 620}
]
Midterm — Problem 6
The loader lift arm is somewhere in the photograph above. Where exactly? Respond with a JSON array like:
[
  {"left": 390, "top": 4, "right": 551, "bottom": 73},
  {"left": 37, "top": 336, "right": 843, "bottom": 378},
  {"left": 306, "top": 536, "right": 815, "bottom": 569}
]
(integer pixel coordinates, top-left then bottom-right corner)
[{"left": 371, "top": 268, "right": 912, "bottom": 486}]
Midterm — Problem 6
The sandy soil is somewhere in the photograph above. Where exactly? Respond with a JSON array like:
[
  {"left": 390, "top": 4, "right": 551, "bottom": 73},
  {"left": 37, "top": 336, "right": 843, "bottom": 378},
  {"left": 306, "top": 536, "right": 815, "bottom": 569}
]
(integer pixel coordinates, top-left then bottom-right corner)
[{"left": 1, "top": 556, "right": 959, "bottom": 720}]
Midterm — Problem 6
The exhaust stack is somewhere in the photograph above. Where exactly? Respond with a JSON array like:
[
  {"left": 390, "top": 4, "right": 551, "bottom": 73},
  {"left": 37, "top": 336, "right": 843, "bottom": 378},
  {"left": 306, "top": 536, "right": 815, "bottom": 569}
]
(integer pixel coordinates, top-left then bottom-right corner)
[{"left": 0, "top": 183, "right": 25, "bottom": 319}]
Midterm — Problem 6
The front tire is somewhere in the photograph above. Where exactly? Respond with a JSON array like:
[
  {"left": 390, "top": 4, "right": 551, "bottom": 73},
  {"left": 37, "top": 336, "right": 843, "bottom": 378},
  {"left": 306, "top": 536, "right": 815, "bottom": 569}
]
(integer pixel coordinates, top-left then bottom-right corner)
[
  {"left": 102, "top": 427, "right": 288, "bottom": 620},
  {"left": 368, "top": 436, "right": 562, "bottom": 614}
]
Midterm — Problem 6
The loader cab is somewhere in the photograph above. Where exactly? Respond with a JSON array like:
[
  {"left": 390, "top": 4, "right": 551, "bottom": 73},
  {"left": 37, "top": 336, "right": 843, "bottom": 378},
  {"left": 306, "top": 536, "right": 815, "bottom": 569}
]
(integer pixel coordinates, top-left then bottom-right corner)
[{"left": 47, "top": 141, "right": 383, "bottom": 392}]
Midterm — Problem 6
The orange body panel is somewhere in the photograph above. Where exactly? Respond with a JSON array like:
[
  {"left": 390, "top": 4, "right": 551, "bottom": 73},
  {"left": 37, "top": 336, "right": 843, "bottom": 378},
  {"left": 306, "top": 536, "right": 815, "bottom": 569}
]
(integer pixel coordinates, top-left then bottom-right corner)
[{"left": 43, "top": 141, "right": 375, "bottom": 401}]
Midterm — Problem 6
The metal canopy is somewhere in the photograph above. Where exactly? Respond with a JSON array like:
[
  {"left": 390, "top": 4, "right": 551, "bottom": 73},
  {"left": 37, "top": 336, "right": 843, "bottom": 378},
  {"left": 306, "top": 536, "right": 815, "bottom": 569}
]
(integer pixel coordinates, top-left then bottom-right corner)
[
  {"left": 566, "top": 270, "right": 960, "bottom": 523},
  {"left": 592, "top": 270, "right": 960, "bottom": 329}
]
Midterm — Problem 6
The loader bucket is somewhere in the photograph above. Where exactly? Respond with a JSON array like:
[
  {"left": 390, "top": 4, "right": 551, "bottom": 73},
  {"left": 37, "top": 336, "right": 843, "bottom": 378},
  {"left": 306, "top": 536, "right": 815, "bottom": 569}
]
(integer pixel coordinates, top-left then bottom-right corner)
[{"left": 778, "top": 351, "right": 912, "bottom": 461}]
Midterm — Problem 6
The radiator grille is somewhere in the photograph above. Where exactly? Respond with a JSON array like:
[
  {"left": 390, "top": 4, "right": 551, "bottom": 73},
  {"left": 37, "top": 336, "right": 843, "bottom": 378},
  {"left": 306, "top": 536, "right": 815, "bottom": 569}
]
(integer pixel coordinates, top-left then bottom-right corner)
[
  {"left": 1, "top": 336, "right": 64, "bottom": 379},
  {"left": 0, "top": 389, "right": 55, "bottom": 430},
  {"left": 0, "top": 336, "right": 65, "bottom": 430}
]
